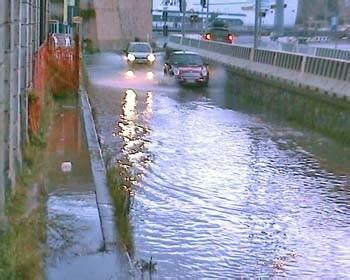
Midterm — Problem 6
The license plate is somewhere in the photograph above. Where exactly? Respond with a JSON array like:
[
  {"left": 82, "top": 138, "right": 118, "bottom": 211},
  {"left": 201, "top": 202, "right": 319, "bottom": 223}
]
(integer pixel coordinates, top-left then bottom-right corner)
[{"left": 186, "top": 78, "right": 196, "bottom": 83}]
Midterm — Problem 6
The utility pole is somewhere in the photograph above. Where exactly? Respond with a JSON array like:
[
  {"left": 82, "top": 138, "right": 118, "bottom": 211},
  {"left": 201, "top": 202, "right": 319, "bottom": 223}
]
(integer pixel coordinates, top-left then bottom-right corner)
[
  {"left": 254, "top": 0, "right": 260, "bottom": 49},
  {"left": 64, "top": 0, "right": 68, "bottom": 25},
  {"left": 201, "top": 5, "right": 204, "bottom": 31},
  {"left": 181, "top": 0, "right": 186, "bottom": 37},
  {"left": 206, "top": 0, "right": 210, "bottom": 28},
  {"left": 274, "top": 0, "right": 284, "bottom": 38}
]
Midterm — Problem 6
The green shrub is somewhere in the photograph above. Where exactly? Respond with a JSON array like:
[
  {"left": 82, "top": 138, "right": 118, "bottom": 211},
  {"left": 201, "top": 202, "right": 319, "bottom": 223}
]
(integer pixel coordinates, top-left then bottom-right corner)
[{"left": 80, "top": 8, "right": 96, "bottom": 21}]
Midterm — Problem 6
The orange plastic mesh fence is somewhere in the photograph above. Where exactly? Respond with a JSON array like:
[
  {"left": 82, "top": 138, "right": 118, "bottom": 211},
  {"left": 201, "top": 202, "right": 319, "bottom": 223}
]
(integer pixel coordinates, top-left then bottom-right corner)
[{"left": 29, "top": 38, "right": 79, "bottom": 136}]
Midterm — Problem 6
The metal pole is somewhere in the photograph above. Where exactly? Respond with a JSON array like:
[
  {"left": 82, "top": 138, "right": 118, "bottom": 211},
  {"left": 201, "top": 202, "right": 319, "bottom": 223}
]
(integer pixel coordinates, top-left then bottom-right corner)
[
  {"left": 64, "top": 0, "right": 68, "bottom": 25},
  {"left": 21, "top": 0, "right": 30, "bottom": 144},
  {"left": 274, "top": 0, "right": 284, "bottom": 38},
  {"left": 9, "top": 0, "right": 21, "bottom": 188},
  {"left": 258, "top": 8, "right": 262, "bottom": 43},
  {"left": 181, "top": 0, "right": 186, "bottom": 37},
  {"left": 206, "top": 0, "right": 209, "bottom": 28},
  {"left": 254, "top": 0, "right": 260, "bottom": 49},
  {"left": 0, "top": 0, "right": 9, "bottom": 223},
  {"left": 201, "top": 6, "right": 204, "bottom": 32}
]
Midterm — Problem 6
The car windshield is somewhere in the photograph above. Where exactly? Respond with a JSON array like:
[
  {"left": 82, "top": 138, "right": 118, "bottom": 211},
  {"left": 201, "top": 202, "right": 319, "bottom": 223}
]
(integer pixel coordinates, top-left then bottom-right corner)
[
  {"left": 207, "top": 28, "right": 230, "bottom": 36},
  {"left": 128, "top": 43, "right": 151, "bottom": 53},
  {"left": 209, "top": 27, "right": 229, "bottom": 32},
  {"left": 170, "top": 54, "right": 203, "bottom": 66}
]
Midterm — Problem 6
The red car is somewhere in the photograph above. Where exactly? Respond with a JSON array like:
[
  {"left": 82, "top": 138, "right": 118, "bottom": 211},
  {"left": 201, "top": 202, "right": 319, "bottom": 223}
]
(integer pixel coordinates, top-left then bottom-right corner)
[{"left": 164, "top": 51, "right": 209, "bottom": 86}]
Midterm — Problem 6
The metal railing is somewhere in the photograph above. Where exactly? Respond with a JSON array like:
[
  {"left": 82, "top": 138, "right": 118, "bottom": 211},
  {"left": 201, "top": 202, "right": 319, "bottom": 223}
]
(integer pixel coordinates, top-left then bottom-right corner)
[
  {"left": 259, "top": 40, "right": 350, "bottom": 61},
  {"left": 304, "top": 56, "right": 350, "bottom": 81},
  {"left": 169, "top": 35, "right": 350, "bottom": 82},
  {"left": 315, "top": 48, "right": 350, "bottom": 61}
]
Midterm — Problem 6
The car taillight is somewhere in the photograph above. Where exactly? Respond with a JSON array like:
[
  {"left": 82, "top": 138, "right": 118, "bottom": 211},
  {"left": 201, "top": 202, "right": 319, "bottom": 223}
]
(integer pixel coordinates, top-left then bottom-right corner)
[
  {"left": 228, "top": 34, "right": 234, "bottom": 42},
  {"left": 204, "top": 33, "right": 211, "bottom": 40}
]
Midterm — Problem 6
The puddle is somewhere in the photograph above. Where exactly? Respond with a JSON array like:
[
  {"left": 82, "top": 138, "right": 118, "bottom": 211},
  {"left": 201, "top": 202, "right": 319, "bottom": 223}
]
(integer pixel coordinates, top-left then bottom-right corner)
[{"left": 45, "top": 103, "right": 130, "bottom": 279}]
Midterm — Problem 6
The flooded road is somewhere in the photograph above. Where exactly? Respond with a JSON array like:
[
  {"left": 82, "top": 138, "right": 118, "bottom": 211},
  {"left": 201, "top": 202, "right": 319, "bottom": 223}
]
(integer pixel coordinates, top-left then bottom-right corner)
[
  {"left": 86, "top": 52, "right": 350, "bottom": 278},
  {"left": 45, "top": 103, "right": 130, "bottom": 279}
]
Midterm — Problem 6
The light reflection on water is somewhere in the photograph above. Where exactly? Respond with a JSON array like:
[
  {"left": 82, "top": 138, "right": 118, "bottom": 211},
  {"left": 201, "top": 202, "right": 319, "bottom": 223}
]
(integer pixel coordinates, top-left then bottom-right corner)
[
  {"left": 117, "top": 91, "right": 350, "bottom": 279},
  {"left": 86, "top": 53, "right": 350, "bottom": 279},
  {"left": 46, "top": 104, "right": 131, "bottom": 279},
  {"left": 112, "top": 89, "right": 154, "bottom": 205}
]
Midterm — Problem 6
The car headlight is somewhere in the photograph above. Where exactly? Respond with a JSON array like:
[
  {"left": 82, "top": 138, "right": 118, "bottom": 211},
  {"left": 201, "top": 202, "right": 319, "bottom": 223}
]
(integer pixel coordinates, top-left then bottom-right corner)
[
  {"left": 173, "top": 68, "right": 180, "bottom": 76},
  {"left": 127, "top": 53, "right": 135, "bottom": 62},
  {"left": 201, "top": 67, "right": 208, "bottom": 76},
  {"left": 147, "top": 54, "right": 155, "bottom": 62}
]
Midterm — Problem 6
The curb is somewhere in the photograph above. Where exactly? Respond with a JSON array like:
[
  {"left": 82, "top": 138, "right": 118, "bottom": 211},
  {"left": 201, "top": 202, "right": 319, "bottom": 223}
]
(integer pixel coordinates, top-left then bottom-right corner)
[{"left": 79, "top": 87, "right": 135, "bottom": 275}]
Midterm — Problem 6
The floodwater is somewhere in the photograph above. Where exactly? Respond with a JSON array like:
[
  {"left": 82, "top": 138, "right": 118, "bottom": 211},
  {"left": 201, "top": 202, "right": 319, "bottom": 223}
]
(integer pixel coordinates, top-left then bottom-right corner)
[
  {"left": 45, "top": 102, "right": 130, "bottom": 279},
  {"left": 86, "top": 52, "right": 350, "bottom": 279}
]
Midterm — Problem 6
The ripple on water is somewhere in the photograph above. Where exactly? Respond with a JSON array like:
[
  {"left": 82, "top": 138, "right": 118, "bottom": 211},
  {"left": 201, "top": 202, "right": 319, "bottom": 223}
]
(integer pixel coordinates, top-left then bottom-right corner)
[{"left": 92, "top": 73, "right": 350, "bottom": 278}]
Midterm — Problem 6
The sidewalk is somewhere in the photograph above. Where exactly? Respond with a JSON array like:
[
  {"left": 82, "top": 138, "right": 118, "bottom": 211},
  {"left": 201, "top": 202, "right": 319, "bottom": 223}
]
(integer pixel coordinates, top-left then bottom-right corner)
[{"left": 45, "top": 101, "right": 131, "bottom": 280}]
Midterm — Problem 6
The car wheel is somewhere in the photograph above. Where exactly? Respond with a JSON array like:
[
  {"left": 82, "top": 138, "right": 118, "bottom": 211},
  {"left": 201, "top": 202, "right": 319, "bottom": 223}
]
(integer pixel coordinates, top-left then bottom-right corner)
[{"left": 163, "top": 68, "right": 167, "bottom": 75}]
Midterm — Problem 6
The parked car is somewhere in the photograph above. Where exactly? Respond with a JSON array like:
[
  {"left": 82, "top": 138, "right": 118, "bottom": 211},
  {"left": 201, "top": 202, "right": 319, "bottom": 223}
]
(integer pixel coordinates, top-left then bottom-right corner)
[
  {"left": 124, "top": 42, "right": 156, "bottom": 65},
  {"left": 203, "top": 21, "right": 236, "bottom": 44},
  {"left": 164, "top": 51, "right": 209, "bottom": 86}
]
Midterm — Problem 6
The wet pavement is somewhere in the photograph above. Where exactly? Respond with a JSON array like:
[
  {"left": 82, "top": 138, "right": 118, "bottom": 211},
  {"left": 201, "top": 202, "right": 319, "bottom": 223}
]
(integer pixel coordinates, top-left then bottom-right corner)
[
  {"left": 86, "top": 52, "right": 350, "bottom": 278},
  {"left": 45, "top": 103, "right": 130, "bottom": 279}
]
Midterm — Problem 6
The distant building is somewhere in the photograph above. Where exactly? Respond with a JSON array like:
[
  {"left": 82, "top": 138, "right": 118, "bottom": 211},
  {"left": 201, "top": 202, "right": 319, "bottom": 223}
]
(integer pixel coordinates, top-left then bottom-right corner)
[
  {"left": 340, "top": 0, "right": 350, "bottom": 24},
  {"left": 153, "top": 0, "right": 299, "bottom": 27}
]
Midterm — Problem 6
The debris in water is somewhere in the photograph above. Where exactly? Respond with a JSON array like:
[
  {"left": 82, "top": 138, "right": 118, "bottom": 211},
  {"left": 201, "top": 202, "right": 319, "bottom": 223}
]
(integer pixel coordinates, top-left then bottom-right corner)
[{"left": 61, "top": 162, "right": 72, "bottom": 172}]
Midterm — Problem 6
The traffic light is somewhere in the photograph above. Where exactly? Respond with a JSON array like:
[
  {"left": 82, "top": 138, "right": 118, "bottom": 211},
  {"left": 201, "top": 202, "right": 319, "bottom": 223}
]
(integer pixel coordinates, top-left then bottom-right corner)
[
  {"left": 163, "top": 24, "right": 168, "bottom": 36},
  {"left": 162, "top": 11, "right": 168, "bottom": 22},
  {"left": 259, "top": 11, "right": 267, "bottom": 17},
  {"left": 200, "top": 0, "right": 207, "bottom": 8},
  {"left": 190, "top": 14, "right": 199, "bottom": 22}
]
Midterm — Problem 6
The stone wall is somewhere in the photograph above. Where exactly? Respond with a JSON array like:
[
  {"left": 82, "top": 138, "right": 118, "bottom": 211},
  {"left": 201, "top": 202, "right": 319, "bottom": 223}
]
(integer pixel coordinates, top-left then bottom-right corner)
[{"left": 93, "top": 0, "right": 152, "bottom": 51}]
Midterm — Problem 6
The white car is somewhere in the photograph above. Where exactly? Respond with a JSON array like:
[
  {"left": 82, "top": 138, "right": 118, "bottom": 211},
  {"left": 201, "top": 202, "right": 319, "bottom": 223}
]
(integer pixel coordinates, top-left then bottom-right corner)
[{"left": 124, "top": 42, "right": 156, "bottom": 65}]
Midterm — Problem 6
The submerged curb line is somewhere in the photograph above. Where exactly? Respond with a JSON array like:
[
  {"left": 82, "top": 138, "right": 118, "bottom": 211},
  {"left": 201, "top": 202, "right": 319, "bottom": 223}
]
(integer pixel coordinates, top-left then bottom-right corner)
[
  {"left": 80, "top": 88, "right": 115, "bottom": 249},
  {"left": 79, "top": 87, "right": 134, "bottom": 274}
]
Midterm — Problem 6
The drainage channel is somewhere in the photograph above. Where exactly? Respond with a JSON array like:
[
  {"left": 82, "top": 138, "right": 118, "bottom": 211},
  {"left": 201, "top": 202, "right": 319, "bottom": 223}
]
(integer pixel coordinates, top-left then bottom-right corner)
[{"left": 45, "top": 100, "right": 131, "bottom": 279}]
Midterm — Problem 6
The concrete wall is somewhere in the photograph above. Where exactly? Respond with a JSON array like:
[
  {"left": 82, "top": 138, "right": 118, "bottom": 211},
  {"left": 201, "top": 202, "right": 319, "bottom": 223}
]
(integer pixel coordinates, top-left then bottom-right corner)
[
  {"left": 80, "top": 0, "right": 98, "bottom": 45},
  {"left": 93, "top": 0, "right": 152, "bottom": 50},
  {"left": 0, "top": 0, "right": 47, "bottom": 224}
]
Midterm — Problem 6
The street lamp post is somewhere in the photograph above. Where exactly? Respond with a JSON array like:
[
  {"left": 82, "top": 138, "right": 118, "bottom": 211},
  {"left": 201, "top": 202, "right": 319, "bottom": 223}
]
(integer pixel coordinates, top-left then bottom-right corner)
[
  {"left": 206, "top": 0, "right": 210, "bottom": 29},
  {"left": 64, "top": 0, "right": 68, "bottom": 25},
  {"left": 254, "top": 0, "right": 260, "bottom": 49},
  {"left": 201, "top": 5, "right": 204, "bottom": 31},
  {"left": 181, "top": 0, "right": 186, "bottom": 37}
]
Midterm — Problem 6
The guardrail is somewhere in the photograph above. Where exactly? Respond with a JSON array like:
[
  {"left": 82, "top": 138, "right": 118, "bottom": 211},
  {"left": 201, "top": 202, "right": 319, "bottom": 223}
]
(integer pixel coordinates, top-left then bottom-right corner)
[
  {"left": 168, "top": 35, "right": 350, "bottom": 82},
  {"left": 315, "top": 47, "right": 350, "bottom": 61},
  {"left": 305, "top": 56, "right": 350, "bottom": 81}
]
